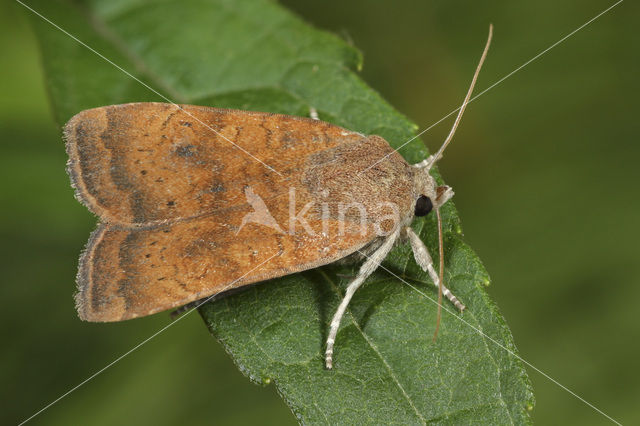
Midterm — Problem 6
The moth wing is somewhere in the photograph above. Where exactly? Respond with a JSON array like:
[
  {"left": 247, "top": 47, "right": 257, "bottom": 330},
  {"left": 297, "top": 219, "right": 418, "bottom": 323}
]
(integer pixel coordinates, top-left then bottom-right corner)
[
  {"left": 64, "top": 102, "right": 365, "bottom": 225},
  {"left": 77, "top": 203, "right": 378, "bottom": 322},
  {"left": 68, "top": 103, "right": 416, "bottom": 321}
]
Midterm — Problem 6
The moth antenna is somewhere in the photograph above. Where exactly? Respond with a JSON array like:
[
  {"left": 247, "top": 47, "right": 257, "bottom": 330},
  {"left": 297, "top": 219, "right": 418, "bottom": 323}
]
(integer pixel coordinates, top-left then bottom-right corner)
[
  {"left": 432, "top": 208, "right": 445, "bottom": 341},
  {"left": 427, "top": 24, "right": 493, "bottom": 170}
]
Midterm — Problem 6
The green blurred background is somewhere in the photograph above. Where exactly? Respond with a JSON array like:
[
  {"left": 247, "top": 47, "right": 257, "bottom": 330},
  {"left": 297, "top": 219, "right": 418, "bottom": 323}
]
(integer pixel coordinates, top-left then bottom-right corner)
[{"left": 2, "top": 0, "right": 638, "bottom": 424}]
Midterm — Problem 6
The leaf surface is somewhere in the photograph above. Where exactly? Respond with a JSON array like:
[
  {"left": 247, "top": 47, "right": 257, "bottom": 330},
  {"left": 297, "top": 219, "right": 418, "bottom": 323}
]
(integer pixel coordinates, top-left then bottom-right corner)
[{"left": 28, "top": 0, "right": 534, "bottom": 423}]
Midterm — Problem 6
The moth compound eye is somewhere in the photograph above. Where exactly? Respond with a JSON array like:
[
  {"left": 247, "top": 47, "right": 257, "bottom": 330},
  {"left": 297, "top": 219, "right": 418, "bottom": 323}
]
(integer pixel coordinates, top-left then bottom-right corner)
[{"left": 414, "top": 195, "right": 433, "bottom": 217}]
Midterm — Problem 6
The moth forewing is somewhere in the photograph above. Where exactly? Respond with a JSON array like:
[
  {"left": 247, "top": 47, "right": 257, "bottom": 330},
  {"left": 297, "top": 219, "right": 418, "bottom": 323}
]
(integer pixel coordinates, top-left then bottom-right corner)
[{"left": 66, "top": 105, "right": 412, "bottom": 322}]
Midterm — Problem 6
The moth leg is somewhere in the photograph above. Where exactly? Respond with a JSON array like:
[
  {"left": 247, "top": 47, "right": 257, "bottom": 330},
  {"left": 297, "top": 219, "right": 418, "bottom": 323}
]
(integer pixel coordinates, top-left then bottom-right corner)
[
  {"left": 406, "top": 227, "right": 465, "bottom": 311},
  {"left": 309, "top": 107, "right": 319, "bottom": 120},
  {"left": 326, "top": 228, "right": 401, "bottom": 369}
]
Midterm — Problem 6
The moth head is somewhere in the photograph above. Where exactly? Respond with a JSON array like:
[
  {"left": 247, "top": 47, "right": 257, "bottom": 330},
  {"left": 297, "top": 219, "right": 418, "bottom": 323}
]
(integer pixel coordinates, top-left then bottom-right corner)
[{"left": 412, "top": 167, "right": 454, "bottom": 218}]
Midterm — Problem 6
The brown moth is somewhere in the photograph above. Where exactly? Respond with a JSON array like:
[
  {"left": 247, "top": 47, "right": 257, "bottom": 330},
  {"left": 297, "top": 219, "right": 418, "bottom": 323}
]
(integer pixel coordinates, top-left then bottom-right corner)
[{"left": 65, "top": 26, "right": 492, "bottom": 369}]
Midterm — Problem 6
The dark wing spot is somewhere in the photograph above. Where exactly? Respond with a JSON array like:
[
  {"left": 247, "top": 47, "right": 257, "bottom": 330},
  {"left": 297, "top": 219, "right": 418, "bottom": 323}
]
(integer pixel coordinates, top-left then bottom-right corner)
[
  {"left": 207, "top": 183, "right": 225, "bottom": 193},
  {"left": 175, "top": 144, "right": 195, "bottom": 157}
]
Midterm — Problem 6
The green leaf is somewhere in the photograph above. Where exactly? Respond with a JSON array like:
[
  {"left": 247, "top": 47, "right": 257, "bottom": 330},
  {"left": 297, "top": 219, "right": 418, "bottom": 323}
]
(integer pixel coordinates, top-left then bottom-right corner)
[{"left": 28, "top": 0, "right": 534, "bottom": 423}]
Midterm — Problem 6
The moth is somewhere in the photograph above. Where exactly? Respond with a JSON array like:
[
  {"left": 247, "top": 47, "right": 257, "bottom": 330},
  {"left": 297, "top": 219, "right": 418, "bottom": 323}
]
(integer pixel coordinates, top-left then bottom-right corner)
[{"left": 64, "top": 26, "right": 492, "bottom": 369}]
